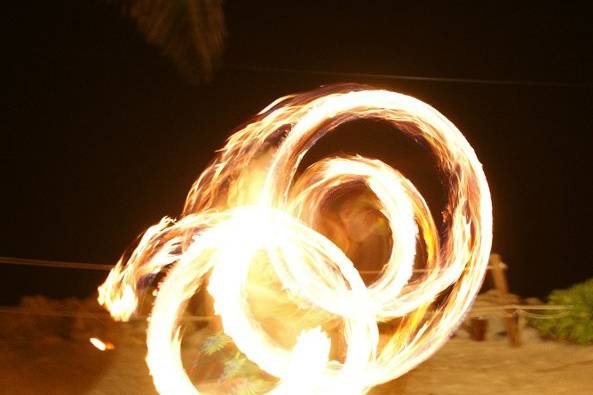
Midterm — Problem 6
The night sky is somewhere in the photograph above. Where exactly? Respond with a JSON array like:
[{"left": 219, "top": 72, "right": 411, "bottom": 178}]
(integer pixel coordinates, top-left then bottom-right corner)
[{"left": 4, "top": 2, "right": 593, "bottom": 305}]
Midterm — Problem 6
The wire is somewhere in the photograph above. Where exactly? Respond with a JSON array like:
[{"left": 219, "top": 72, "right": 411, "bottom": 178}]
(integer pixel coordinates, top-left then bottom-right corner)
[
  {"left": 0, "top": 307, "right": 536, "bottom": 321},
  {"left": 0, "top": 256, "right": 113, "bottom": 271},
  {"left": 359, "top": 263, "right": 506, "bottom": 275},
  {"left": 233, "top": 66, "right": 593, "bottom": 88},
  {"left": 0, "top": 304, "right": 570, "bottom": 322},
  {"left": 2, "top": 256, "right": 572, "bottom": 321},
  {"left": 0, "top": 306, "right": 214, "bottom": 322},
  {"left": 471, "top": 304, "right": 572, "bottom": 312},
  {"left": 1, "top": 256, "right": 505, "bottom": 274}
]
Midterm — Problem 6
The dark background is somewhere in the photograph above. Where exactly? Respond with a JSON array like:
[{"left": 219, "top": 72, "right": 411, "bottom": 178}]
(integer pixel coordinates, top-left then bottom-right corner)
[{"left": 3, "top": 1, "right": 592, "bottom": 305}]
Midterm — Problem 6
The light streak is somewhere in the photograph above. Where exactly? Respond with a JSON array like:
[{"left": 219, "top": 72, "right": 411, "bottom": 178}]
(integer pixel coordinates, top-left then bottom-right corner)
[
  {"left": 89, "top": 337, "right": 114, "bottom": 351},
  {"left": 98, "top": 85, "right": 492, "bottom": 394}
]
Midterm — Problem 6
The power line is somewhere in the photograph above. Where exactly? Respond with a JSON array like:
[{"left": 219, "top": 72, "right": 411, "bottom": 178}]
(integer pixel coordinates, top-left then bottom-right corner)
[
  {"left": 0, "top": 306, "right": 214, "bottom": 322},
  {"left": 1, "top": 256, "right": 505, "bottom": 274},
  {"left": 0, "top": 259, "right": 571, "bottom": 322},
  {"left": 234, "top": 66, "right": 592, "bottom": 88},
  {"left": 0, "top": 256, "right": 113, "bottom": 271},
  {"left": 0, "top": 304, "right": 570, "bottom": 321}
]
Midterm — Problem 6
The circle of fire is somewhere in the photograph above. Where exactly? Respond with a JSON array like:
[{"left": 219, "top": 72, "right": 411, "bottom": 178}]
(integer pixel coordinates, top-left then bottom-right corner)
[{"left": 98, "top": 85, "right": 492, "bottom": 395}]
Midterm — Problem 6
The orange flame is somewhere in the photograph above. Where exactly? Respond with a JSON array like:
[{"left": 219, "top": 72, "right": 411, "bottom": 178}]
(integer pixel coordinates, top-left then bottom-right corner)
[{"left": 98, "top": 85, "right": 492, "bottom": 394}]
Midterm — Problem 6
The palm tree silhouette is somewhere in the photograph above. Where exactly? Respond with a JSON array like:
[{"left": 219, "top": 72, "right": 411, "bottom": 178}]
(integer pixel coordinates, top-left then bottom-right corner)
[{"left": 117, "top": 0, "right": 225, "bottom": 83}]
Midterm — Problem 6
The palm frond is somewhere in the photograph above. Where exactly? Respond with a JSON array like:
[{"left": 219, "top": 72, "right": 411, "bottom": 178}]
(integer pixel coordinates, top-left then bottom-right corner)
[{"left": 118, "top": 0, "right": 225, "bottom": 83}]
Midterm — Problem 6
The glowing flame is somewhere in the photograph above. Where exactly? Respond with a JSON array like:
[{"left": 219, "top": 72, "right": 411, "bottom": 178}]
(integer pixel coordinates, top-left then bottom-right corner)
[
  {"left": 89, "top": 337, "right": 114, "bottom": 351},
  {"left": 98, "top": 85, "right": 492, "bottom": 394}
]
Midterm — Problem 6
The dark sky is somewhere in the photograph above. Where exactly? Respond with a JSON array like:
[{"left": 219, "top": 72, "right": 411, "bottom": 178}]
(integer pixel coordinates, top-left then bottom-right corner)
[{"left": 3, "top": 1, "right": 593, "bottom": 304}]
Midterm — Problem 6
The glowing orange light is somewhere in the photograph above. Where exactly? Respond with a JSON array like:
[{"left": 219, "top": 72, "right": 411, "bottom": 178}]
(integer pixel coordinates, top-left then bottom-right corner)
[
  {"left": 98, "top": 85, "right": 492, "bottom": 394},
  {"left": 89, "top": 337, "right": 114, "bottom": 351}
]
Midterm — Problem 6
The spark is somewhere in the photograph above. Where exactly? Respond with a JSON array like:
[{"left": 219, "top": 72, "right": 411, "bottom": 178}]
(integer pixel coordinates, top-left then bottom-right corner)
[
  {"left": 89, "top": 337, "right": 114, "bottom": 351},
  {"left": 98, "top": 85, "right": 492, "bottom": 394}
]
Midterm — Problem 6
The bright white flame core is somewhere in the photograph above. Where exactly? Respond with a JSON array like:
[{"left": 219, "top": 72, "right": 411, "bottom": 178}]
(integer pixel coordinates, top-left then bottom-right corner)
[
  {"left": 98, "top": 86, "right": 492, "bottom": 394},
  {"left": 89, "top": 337, "right": 114, "bottom": 351}
]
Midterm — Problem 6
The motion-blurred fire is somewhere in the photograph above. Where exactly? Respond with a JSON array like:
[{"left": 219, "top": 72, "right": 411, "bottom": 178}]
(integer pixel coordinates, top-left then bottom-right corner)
[{"left": 98, "top": 85, "right": 492, "bottom": 394}]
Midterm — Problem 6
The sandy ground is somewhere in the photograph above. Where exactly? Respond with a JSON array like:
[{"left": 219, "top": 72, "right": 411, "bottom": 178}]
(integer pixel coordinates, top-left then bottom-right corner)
[
  {"left": 1, "top": 328, "right": 592, "bottom": 395},
  {"left": 1, "top": 293, "right": 592, "bottom": 394},
  {"left": 392, "top": 332, "right": 593, "bottom": 395}
]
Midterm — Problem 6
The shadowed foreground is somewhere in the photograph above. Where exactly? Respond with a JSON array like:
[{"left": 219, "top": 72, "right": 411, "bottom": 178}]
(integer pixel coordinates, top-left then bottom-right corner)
[
  {"left": 1, "top": 294, "right": 592, "bottom": 395},
  {"left": 1, "top": 328, "right": 592, "bottom": 395}
]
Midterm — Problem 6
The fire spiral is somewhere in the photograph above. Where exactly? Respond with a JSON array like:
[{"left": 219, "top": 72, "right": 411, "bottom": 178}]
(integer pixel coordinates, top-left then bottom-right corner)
[{"left": 98, "top": 85, "right": 492, "bottom": 394}]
